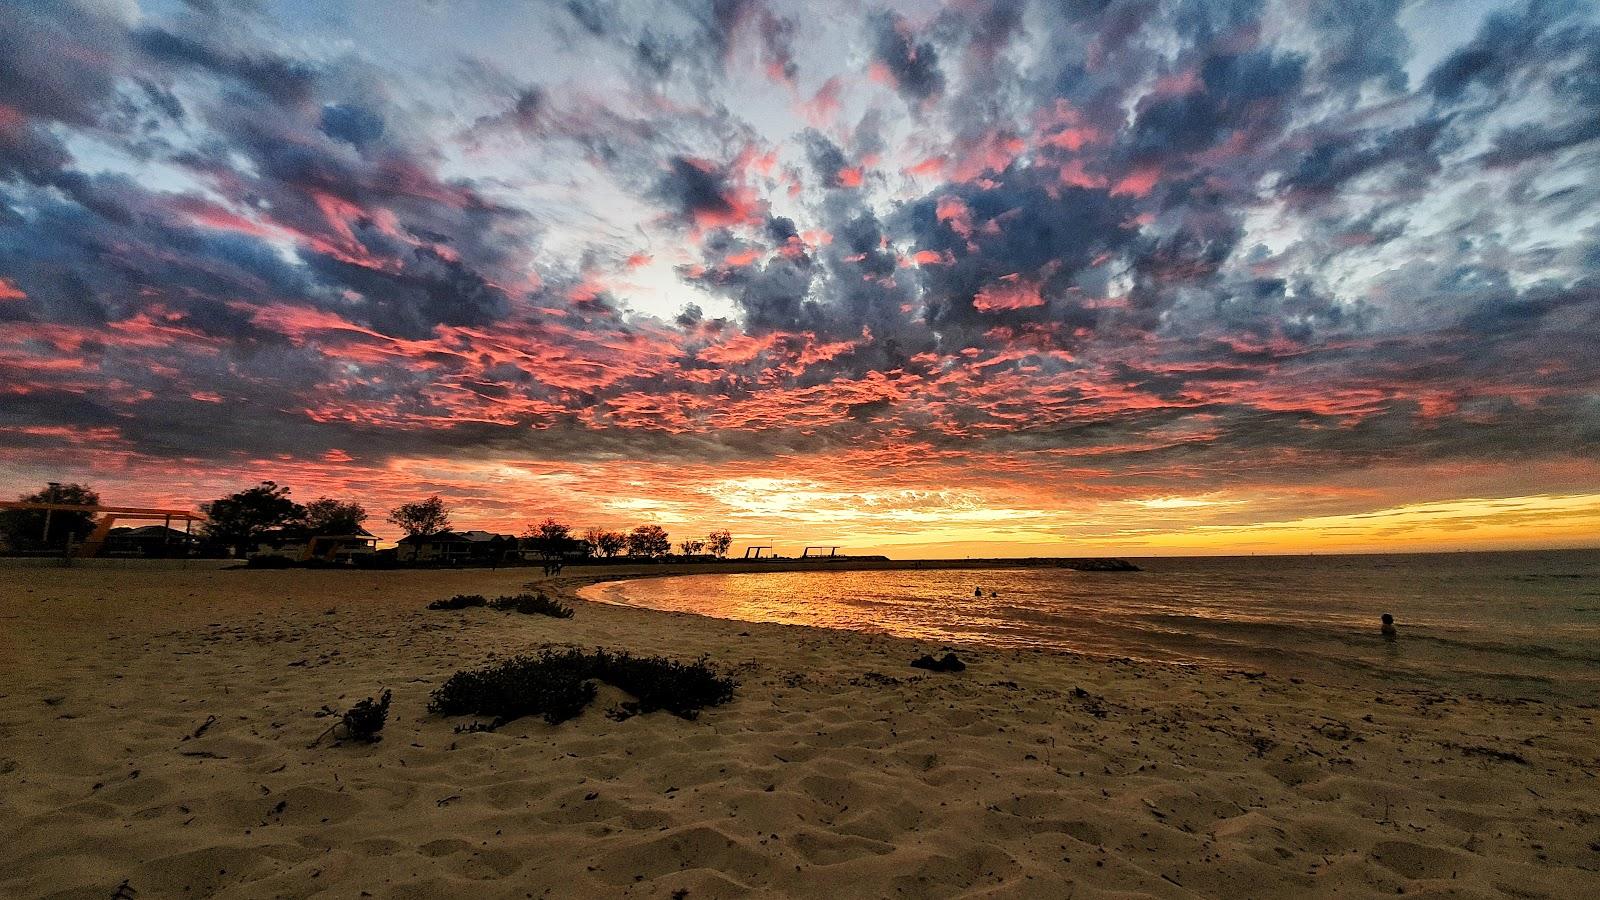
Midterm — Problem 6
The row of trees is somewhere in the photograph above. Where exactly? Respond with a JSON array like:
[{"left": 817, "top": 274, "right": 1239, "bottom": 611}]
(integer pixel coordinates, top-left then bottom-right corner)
[
  {"left": 523, "top": 518, "right": 733, "bottom": 560},
  {"left": 2, "top": 481, "right": 735, "bottom": 561},
  {"left": 201, "top": 481, "right": 370, "bottom": 556}
]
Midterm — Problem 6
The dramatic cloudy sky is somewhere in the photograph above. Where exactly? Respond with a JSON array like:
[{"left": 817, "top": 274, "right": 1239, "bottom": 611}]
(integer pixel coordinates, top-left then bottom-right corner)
[{"left": 3, "top": 0, "right": 1599, "bottom": 554}]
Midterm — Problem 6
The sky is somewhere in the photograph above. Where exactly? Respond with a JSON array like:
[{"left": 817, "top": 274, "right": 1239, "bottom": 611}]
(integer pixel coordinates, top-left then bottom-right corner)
[{"left": 2, "top": 0, "right": 1599, "bottom": 557}]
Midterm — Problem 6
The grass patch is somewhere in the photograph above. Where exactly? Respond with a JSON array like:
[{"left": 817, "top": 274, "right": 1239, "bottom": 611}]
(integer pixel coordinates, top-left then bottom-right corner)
[
  {"left": 427, "top": 594, "right": 488, "bottom": 610},
  {"left": 487, "top": 592, "right": 574, "bottom": 618},
  {"left": 429, "top": 649, "right": 736, "bottom": 730}
]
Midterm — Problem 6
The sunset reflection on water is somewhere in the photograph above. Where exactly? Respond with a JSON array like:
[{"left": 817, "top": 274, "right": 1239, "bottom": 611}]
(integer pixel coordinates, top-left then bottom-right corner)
[{"left": 580, "top": 553, "right": 1600, "bottom": 702}]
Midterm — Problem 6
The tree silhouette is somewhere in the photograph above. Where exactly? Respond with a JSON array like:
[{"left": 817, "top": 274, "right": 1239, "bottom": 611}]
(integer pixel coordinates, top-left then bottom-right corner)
[
  {"left": 626, "top": 524, "right": 671, "bottom": 558},
  {"left": 524, "top": 517, "right": 572, "bottom": 558},
  {"left": 202, "top": 482, "right": 305, "bottom": 556},
  {"left": 303, "top": 498, "right": 367, "bottom": 536},
  {"left": 0, "top": 483, "right": 100, "bottom": 550},
  {"left": 587, "top": 527, "right": 625, "bottom": 558},
  {"left": 387, "top": 495, "right": 451, "bottom": 538},
  {"left": 679, "top": 539, "right": 706, "bottom": 556},
  {"left": 706, "top": 529, "right": 733, "bottom": 559}
]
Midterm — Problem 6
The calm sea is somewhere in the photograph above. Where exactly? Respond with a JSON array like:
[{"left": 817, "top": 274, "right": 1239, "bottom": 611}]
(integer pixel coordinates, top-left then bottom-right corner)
[{"left": 580, "top": 550, "right": 1600, "bottom": 702}]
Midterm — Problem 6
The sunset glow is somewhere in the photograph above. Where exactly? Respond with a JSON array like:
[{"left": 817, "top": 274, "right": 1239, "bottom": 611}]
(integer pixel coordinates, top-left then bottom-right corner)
[{"left": 2, "top": 0, "right": 1598, "bottom": 555}]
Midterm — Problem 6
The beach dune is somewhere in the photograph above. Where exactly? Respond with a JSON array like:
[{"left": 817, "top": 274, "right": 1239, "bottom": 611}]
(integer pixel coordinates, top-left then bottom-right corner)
[{"left": 1, "top": 564, "right": 1596, "bottom": 898}]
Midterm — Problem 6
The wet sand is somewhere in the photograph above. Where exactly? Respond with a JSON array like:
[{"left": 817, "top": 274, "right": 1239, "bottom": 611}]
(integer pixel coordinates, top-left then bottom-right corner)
[{"left": 1, "top": 563, "right": 1597, "bottom": 898}]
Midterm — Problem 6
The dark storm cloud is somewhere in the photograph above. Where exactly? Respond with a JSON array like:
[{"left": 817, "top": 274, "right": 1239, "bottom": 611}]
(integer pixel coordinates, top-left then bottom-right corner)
[
  {"left": 653, "top": 156, "right": 745, "bottom": 225},
  {"left": 0, "top": 169, "right": 327, "bottom": 329},
  {"left": 134, "top": 27, "right": 316, "bottom": 104},
  {"left": 904, "top": 165, "right": 1138, "bottom": 339},
  {"left": 758, "top": 10, "right": 799, "bottom": 83},
  {"left": 1423, "top": 1, "right": 1576, "bottom": 102},
  {"left": 1480, "top": 37, "right": 1600, "bottom": 166},
  {"left": 554, "top": 0, "right": 759, "bottom": 85},
  {"left": 1129, "top": 50, "right": 1305, "bottom": 159},
  {"left": 0, "top": 124, "right": 74, "bottom": 189},
  {"left": 766, "top": 216, "right": 800, "bottom": 243},
  {"left": 733, "top": 254, "right": 817, "bottom": 332},
  {"left": 0, "top": 2, "right": 123, "bottom": 126},
  {"left": 564, "top": 0, "right": 614, "bottom": 35},
  {"left": 0, "top": 2, "right": 127, "bottom": 186},
  {"left": 1277, "top": 118, "right": 1451, "bottom": 206},
  {"left": 306, "top": 247, "right": 511, "bottom": 339},
  {"left": 1306, "top": 0, "right": 1409, "bottom": 93},
  {"left": 320, "top": 103, "right": 386, "bottom": 147},
  {"left": 869, "top": 12, "right": 946, "bottom": 103},
  {"left": 803, "top": 131, "right": 853, "bottom": 188}
]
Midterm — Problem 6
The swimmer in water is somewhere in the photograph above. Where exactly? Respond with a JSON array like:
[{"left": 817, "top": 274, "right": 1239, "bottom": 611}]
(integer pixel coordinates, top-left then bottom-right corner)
[
  {"left": 1380, "top": 613, "right": 1397, "bottom": 639},
  {"left": 975, "top": 587, "right": 983, "bottom": 597}
]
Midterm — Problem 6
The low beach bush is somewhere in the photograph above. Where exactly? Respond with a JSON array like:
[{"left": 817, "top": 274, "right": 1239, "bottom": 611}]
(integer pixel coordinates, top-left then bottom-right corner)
[
  {"left": 311, "top": 689, "right": 392, "bottom": 746},
  {"left": 487, "top": 592, "right": 574, "bottom": 618},
  {"left": 427, "top": 594, "right": 488, "bottom": 610},
  {"left": 910, "top": 652, "right": 966, "bottom": 672},
  {"left": 340, "top": 690, "right": 391, "bottom": 742},
  {"left": 429, "top": 649, "right": 736, "bottom": 729},
  {"left": 585, "top": 649, "right": 737, "bottom": 719}
]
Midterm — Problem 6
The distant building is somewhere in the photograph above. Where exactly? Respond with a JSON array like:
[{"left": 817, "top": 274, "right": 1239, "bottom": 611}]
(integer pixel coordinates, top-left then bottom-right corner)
[
  {"left": 105, "top": 524, "right": 199, "bottom": 558},
  {"left": 248, "top": 528, "right": 379, "bottom": 564},
  {"left": 396, "top": 530, "right": 517, "bottom": 564}
]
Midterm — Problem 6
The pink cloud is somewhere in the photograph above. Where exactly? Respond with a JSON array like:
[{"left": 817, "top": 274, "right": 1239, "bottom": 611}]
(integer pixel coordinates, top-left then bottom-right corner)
[{"left": 973, "top": 275, "right": 1045, "bottom": 312}]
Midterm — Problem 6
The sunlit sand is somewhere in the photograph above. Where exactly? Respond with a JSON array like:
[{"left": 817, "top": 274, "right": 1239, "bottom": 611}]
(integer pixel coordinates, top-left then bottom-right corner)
[{"left": 2, "top": 562, "right": 1596, "bottom": 898}]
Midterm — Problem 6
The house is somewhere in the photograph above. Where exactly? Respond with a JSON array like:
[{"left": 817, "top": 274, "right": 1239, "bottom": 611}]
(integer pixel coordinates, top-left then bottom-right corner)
[
  {"left": 395, "top": 530, "right": 517, "bottom": 564},
  {"left": 302, "top": 530, "right": 379, "bottom": 563},
  {"left": 248, "top": 528, "right": 379, "bottom": 564},
  {"left": 104, "top": 524, "right": 199, "bottom": 558}
]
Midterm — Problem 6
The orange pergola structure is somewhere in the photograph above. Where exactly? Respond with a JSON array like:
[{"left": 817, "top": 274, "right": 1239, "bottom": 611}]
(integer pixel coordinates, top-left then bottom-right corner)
[{"left": 0, "top": 501, "right": 206, "bottom": 558}]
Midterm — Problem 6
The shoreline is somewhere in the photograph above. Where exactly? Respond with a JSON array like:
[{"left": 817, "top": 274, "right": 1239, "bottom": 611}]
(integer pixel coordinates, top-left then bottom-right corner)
[
  {"left": 2, "top": 565, "right": 1597, "bottom": 898},
  {"left": 556, "top": 563, "right": 1598, "bottom": 707}
]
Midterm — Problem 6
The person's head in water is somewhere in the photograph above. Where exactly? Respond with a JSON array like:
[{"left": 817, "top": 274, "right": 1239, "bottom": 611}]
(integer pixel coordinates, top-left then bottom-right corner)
[{"left": 1381, "top": 613, "right": 1397, "bottom": 637}]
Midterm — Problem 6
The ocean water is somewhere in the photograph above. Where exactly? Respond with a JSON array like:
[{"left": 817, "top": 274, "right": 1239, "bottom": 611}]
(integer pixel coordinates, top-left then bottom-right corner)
[{"left": 580, "top": 550, "right": 1600, "bottom": 702}]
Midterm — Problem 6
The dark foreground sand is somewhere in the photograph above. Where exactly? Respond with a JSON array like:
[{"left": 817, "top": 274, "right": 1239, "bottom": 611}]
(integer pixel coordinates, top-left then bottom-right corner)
[{"left": 1, "top": 563, "right": 1597, "bottom": 898}]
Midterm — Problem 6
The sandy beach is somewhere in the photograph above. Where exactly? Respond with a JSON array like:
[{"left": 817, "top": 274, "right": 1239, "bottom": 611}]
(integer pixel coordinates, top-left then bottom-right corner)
[{"left": 2, "top": 562, "right": 1597, "bottom": 899}]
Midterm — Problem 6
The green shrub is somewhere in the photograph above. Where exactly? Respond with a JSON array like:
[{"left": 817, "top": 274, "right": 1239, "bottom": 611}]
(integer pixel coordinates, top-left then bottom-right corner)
[
  {"left": 429, "top": 649, "right": 735, "bottom": 730},
  {"left": 487, "top": 592, "right": 573, "bottom": 618},
  {"left": 427, "top": 594, "right": 487, "bottom": 610}
]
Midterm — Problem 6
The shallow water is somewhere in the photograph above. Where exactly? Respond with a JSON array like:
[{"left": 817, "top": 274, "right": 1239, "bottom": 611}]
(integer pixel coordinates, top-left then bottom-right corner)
[{"left": 580, "top": 550, "right": 1600, "bottom": 701}]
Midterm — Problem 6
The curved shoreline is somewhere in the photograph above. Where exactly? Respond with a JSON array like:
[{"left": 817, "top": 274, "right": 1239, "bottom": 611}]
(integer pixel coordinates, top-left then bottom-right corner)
[
  {"left": 549, "top": 562, "right": 1599, "bottom": 705},
  {"left": 535, "top": 556, "right": 1135, "bottom": 607}
]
